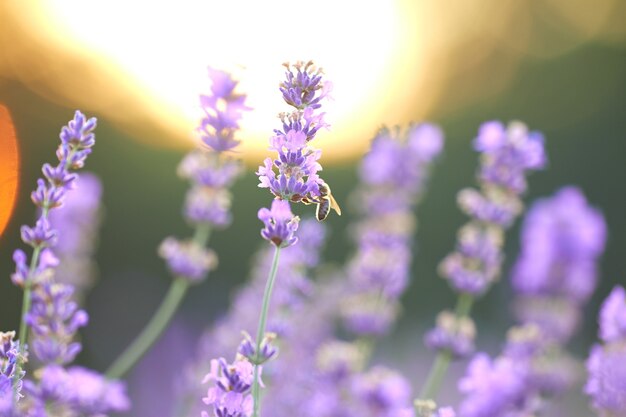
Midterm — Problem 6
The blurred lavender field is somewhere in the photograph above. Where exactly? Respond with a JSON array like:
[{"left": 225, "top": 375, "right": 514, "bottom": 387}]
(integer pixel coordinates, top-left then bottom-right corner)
[{"left": 1, "top": 2, "right": 625, "bottom": 417}]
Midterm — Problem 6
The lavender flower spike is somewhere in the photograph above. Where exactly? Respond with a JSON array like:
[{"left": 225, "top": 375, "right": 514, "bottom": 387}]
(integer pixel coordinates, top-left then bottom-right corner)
[
  {"left": 420, "top": 121, "right": 546, "bottom": 403},
  {"left": 257, "top": 61, "right": 331, "bottom": 207},
  {"left": 12, "top": 110, "right": 96, "bottom": 404},
  {"left": 458, "top": 188, "right": 606, "bottom": 416},
  {"left": 585, "top": 285, "right": 626, "bottom": 416},
  {"left": 107, "top": 68, "right": 249, "bottom": 380}
]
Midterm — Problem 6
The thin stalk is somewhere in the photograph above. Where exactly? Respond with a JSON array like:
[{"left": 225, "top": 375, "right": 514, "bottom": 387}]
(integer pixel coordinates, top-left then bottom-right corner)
[
  {"left": 418, "top": 293, "right": 475, "bottom": 402},
  {"left": 252, "top": 246, "right": 281, "bottom": 417},
  {"left": 105, "top": 225, "right": 211, "bottom": 379}
]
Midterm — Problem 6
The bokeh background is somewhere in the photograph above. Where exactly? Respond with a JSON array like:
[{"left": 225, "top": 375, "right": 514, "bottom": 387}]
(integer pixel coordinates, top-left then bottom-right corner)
[{"left": 0, "top": 1, "right": 625, "bottom": 416}]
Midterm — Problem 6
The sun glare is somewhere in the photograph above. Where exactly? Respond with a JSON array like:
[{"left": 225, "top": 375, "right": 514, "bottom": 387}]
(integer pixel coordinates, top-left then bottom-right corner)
[{"left": 20, "top": 0, "right": 429, "bottom": 160}]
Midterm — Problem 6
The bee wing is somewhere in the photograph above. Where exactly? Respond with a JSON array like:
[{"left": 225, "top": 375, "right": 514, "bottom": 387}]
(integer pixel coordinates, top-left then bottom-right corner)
[{"left": 328, "top": 193, "right": 342, "bottom": 216}]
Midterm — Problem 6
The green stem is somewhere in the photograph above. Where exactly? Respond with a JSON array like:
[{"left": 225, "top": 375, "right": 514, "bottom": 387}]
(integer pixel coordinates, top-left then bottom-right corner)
[
  {"left": 105, "top": 277, "right": 189, "bottom": 379},
  {"left": 417, "top": 293, "right": 475, "bottom": 402},
  {"left": 252, "top": 246, "right": 281, "bottom": 417},
  {"left": 105, "top": 225, "right": 211, "bottom": 379}
]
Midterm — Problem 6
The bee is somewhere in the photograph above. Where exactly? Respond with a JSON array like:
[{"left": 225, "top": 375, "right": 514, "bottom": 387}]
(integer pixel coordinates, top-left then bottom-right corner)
[{"left": 301, "top": 180, "right": 342, "bottom": 221}]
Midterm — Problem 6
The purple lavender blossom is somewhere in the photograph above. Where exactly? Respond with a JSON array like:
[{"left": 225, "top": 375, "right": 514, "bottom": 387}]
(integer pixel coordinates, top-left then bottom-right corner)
[
  {"left": 0, "top": 332, "right": 25, "bottom": 412},
  {"left": 585, "top": 286, "right": 626, "bottom": 416},
  {"left": 158, "top": 237, "right": 218, "bottom": 282},
  {"left": 599, "top": 286, "right": 626, "bottom": 343},
  {"left": 512, "top": 187, "right": 606, "bottom": 306},
  {"left": 440, "top": 121, "right": 546, "bottom": 296},
  {"left": 47, "top": 172, "right": 103, "bottom": 301},
  {"left": 198, "top": 67, "right": 250, "bottom": 152},
  {"left": 26, "top": 283, "right": 88, "bottom": 365},
  {"left": 201, "top": 358, "right": 255, "bottom": 417},
  {"left": 257, "top": 61, "right": 330, "bottom": 204},
  {"left": 258, "top": 200, "right": 299, "bottom": 248},
  {"left": 458, "top": 352, "right": 530, "bottom": 417},
  {"left": 341, "top": 125, "right": 444, "bottom": 337},
  {"left": 159, "top": 68, "right": 248, "bottom": 284},
  {"left": 458, "top": 188, "right": 605, "bottom": 416},
  {"left": 424, "top": 311, "right": 476, "bottom": 359}
]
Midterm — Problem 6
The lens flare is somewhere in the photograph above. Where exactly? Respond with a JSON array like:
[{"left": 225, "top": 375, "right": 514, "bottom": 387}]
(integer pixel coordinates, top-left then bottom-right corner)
[{"left": 0, "top": 104, "right": 20, "bottom": 238}]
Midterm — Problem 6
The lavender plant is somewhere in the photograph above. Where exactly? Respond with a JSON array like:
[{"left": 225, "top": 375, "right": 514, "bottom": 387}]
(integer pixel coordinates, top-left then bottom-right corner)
[
  {"left": 458, "top": 187, "right": 606, "bottom": 416},
  {"left": 3, "top": 111, "right": 129, "bottom": 416},
  {"left": 2, "top": 63, "right": 623, "bottom": 417},
  {"left": 105, "top": 67, "right": 249, "bottom": 380},
  {"left": 418, "top": 121, "right": 547, "bottom": 409}
]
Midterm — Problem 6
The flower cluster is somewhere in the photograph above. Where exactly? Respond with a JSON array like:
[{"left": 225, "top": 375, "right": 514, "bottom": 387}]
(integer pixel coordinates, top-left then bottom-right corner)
[
  {"left": 160, "top": 67, "right": 249, "bottom": 283},
  {"left": 585, "top": 286, "right": 626, "bottom": 416},
  {"left": 3, "top": 112, "right": 129, "bottom": 416},
  {"left": 512, "top": 187, "right": 607, "bottom": 342},
  {"left": 424, "top": 121, "right": 546, "bottom": 366},
  {"left": 458, "top": 187, "right": 606, "bottom": 416},
  {"left": 0, "top": 332, "right": 25, "bottom": 414},
  {"left": 440, "top": 121, "right": 546, "bottom": 296},
  {"left": 257, "top": 61, "right": 331, "bottom": 204},
  {"left": 341, "top": 125, "right": 444, "bottom": 336},
  {"left": 201, "top": 357, "right": 256, "bottom": 417}
]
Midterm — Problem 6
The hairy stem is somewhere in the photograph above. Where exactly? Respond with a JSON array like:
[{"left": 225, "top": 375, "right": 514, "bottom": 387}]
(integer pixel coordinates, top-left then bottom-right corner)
[{"left": 252, "top": 246, "right": 281, "bottom": 417}]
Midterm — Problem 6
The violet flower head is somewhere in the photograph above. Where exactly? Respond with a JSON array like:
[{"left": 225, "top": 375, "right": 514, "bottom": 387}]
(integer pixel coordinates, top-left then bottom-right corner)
[
  {"left": 512, "top": 186, "right": 606, "bottom": 304},
  {"left": 458, "top": 353, "right": 530, "bottom": 417},
  {"left": 599, "top": 286, "right": 626, "bottom": 343},
  {"left": 512, "top": 187, "right": 607, "bottom": 342},
  {"left": 439, "top": 121, "right": 546, "bottom": 296},
  {"left": 158, "top": 237, "right": 218, "bottom": 283},
  {"left": 0, "top": 331, "right": 26, "bottom": 411},
  {"left": 25, "top": 283, "right": 88, "bottom": 365},
  {"left": 342, "top": 125, "right": 444, "bottom": 337},
  {"left": 202, "top": 358, "right": 255, "bottom": 417},
  {"left": 258, "top": 199, "right": 299, "bottom": 248},
  {"left": 257, "top": 61, "right": 330, "bottom": 204},
  {"left": 198, "top": 67, "right": 250, "bottom": 152},
  {"left": 47, "top": 172, "right": 103, "bottom": 300},
  {"left": 424, "top": 311, "right": 476, "bottom": 359},
  {"left": 585, "top": 286, "right": 626, "bottom": 416}
]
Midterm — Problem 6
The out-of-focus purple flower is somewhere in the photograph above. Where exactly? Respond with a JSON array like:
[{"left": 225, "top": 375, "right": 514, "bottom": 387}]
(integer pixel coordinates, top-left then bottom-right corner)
[
  {"left": 158, "top": 237, "right": 218, "bottom": 283},
  {"left": 342, "top": 125, "right": 444, "bottom": 337},
  {"left": 474, "top": 121, "right": 546, "bottom": 193},
  {"left": 160, "top": 68, "right": 248, "bottom": 287},
  {"left": 258, "top": 199, "right": 300, "bottom": 248},
  {"left": 202, "top": 358, "right": 255, "bottom": 417},
  {"left": 440, "top": 121, "right": 546, "bottom": 296},
  {"left": 512, "top": 187, "right": 606, "bottom": 306},
  {"left": 47, "top": 172, "right": 103, "bottom": 301},
  {"left": 425, "top": 311, "right": 476, "bottom": 359},
  {"left": 26, "top": 283, "right": 88, "bottom": 365},
  {"left": 458, "top": 353, "right": 530, "bottom": 417},
  {"left": 585, "top": 285, "right": 626, "bottom": 416},
  {"left": 599, "top": 286, "right": 626, "bottom": 343},
  {"left": 23, "top": 365, "right": 130, "bottom": 415},
  {"left": 198, "top": 67, "right": 250, "bottom": 152},
  {"left": 351, "top": 366, "right": 413, "bottom": 414},
  {"left": 238, "top": 332, "right": 278, "bottom": 365}
]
